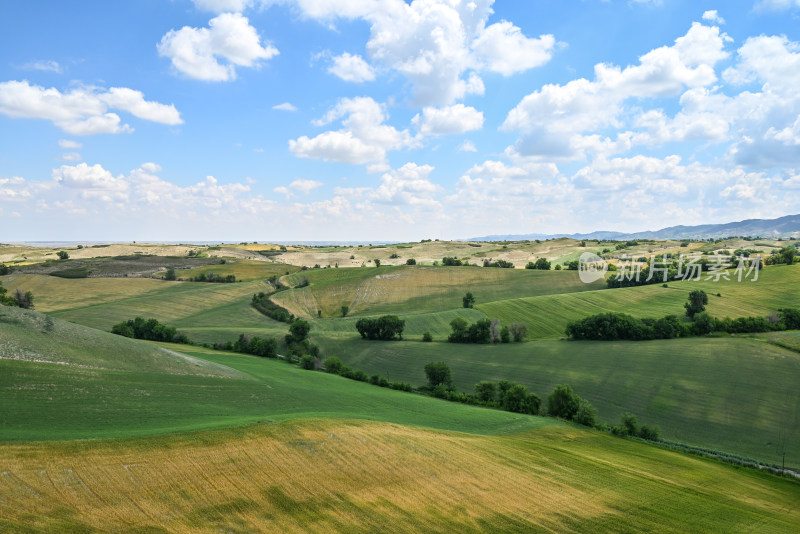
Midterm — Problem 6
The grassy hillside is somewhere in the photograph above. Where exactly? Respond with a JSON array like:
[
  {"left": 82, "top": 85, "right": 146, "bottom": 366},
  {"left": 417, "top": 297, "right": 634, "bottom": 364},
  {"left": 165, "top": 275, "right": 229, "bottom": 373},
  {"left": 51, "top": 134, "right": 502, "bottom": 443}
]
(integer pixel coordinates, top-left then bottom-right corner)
[
  {"left": 0, "top": 310, "right": 545, "bottom": 441},
  {"left": 477, "top": 264, "right": 800, "bottom": 339},
  {"left": 273, "top": 265, "right": 605, "bottom": 318},
  {"left": 1, "top": 419, "right": 798, "bottom": 533},
  {"left": 318, "top": 336, "right": 800, "bottom": 466}
]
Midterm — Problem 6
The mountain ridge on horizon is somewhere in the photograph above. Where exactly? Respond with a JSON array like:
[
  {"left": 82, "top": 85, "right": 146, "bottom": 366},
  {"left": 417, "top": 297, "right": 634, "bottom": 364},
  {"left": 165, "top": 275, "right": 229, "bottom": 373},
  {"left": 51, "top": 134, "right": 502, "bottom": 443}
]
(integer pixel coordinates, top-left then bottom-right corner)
[{"left": 467, "top": 214, "right": 800, "bottom": 242}]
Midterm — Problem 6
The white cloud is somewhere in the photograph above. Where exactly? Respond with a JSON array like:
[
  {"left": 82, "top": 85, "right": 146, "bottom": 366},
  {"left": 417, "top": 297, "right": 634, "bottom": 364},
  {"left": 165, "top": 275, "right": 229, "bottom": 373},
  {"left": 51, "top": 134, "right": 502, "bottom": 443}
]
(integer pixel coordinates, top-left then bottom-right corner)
[
  {"left": 701, "top": 10, "right": 725, "bottom": 24},
  {"left": 274, "top": 178, "right": 324, "bottom": 197},
  {"left": 472, "top": 21, "right": 555, "bottom": 76},
  {"left": 273, "top": 102, "right": 297, "bottom": 111},
  {"left": 58, "top": 139, "right": 82, "bottom": 149},
  {"left": 502, "top": 21, "right": 730, "bottom": 159},
  {"left": 413, "top": 104, "right": 484, "bottom": 136},
  {"left": 328, "top": 52, "right": 376, "bottom": 83},
  {"left": 192, "top": 0, "right": 255, "bottom": 13},
  {"left": 158, "top": 13, "right": 278, "bottom": 81},
  {"left": 0, "top": 81, "right": 182, "bottom": 135},
  {"left": 289, "top": 97, "right": 417, "bottom": 164},
  {"left": 19, "top": 60, "right": 62, "bottom": 73},
  {"left": 53, "top": 163, "right": 128, "bottom": 192},
  {"left": 293, "top": 0, "right": 551, "bottom": 105},
  {"left": 458, "top": 140, "right": 477, "bottom": 152},
  {"left": 370, "top": 162, "right": 442, "bottom": 207}
]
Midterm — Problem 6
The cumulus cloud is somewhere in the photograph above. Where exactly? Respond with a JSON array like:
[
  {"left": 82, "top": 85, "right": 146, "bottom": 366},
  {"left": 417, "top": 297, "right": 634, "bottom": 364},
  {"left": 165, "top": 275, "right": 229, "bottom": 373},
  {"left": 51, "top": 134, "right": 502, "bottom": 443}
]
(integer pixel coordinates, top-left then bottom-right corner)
[
  {"left": 158, "top": 13, "right": 278, "bottom": 81},
  {"left": 502, "top": 21, "right": 731, "bottom": 160},
  {"left": 58, "top": 139, "right": 82, "bottom": 149},
  {"left": 413, "top": 104, "right": 484, "bottom": 136},
  {"left": 292, "top": 0, "right": 552, "bottom": 105},
  {"left": 274, "top": 178, "right": 323, "bottom": 198},
  {"left": 289, "top": 97, "right": 417, "bottom": 164},
  {"left": 472, "top": 21, "right": 555, "bottom": 76},
  {"left": 370, "top": 163, "right": 442, "bottom": 207},
  {"left": 328, "top": 52, "right": 376, "bottom": 83},
  {"left": 0, "top": 80, "right": 182, "bottom": 135},
  {"left": 701, "top": 10, "right": 725, "bottom": 24},
  {"left": 458, "top": 140, "right": 477, "bottom": 152},
  {"left": 754, "top": 0, "right": 800, "bottom": 12}
]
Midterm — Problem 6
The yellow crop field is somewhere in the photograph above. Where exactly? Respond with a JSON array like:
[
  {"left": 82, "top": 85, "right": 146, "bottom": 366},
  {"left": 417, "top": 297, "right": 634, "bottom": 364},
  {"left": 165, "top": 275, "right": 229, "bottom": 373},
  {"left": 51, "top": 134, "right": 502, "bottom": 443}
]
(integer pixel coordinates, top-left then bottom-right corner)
[{"left": 1, "top": 419, "right": 798, "bottom": 533}]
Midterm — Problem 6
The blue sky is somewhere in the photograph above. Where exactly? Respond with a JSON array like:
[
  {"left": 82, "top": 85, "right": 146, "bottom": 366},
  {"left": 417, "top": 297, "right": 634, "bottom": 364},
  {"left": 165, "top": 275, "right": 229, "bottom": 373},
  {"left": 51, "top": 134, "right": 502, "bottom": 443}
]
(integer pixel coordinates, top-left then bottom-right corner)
[{"left": 1, "top": 0, "right": 799, "bottom": 241}]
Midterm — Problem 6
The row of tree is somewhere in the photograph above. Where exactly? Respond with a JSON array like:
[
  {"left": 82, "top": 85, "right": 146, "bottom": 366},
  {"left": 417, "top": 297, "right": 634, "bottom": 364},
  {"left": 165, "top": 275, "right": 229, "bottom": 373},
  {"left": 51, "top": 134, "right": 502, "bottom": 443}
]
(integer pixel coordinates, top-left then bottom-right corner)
[{"left": 447, "top": 317, "right": 527, "bottom": 343}]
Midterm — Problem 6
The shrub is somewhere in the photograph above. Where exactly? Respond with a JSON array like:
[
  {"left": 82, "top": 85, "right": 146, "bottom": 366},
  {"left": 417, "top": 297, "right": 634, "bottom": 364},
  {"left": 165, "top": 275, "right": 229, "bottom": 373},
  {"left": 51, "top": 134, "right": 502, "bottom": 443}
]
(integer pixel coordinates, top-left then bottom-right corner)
[
  {"left": 508, "top": 322, "right": 527, "bottom": 342},
  {"left": 56, "top": 251, "right": 69, "bottom": 260},
  {"left": 406, "top": 258, "right": 417, "bottom": 265},
  {"left": 355, "top": 315, "right": 405, "bottom": 340},
  {"left": 324, "top": 357, "right": 344, "bottom": 374},
  {"left": 574, "top": 399, "right": 599, "bottom": 427},
  {"left": 638, "top": 424, "right": 661, "bottom": 441},
  {"left": 547, "top": 384, "right": 580, "bottom": 420},
  {"left": 299, "top": 355, "right": 316, "bottom": 370},
  {"left": 422, "top": 331, "right": 433, "bottom": 342},
  {"left": 424, "top": 361, "right": 452, "bottom": 388}
]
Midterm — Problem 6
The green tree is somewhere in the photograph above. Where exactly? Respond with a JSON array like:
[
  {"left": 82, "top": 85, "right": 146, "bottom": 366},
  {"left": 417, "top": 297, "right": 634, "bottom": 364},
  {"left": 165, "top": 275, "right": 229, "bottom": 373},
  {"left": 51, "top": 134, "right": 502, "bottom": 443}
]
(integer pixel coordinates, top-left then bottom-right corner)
[
  {"left": 299, "top": 354, "right": 316, "bottom": 370},
  {"left": 374, "top": 258, "right": 381, "bottom": 267},
  {"left": 684, "top": 289, "right": 708, "bottom": 318},
  {"left": 424, "top": 362, "right": 452, "bottom": 389},
  {"left": 692, "top": 311, "right": 714, "bottom": 335},
  {"left": 288, "top": 319, "right": 311, "bottom": 342},
  {"left": 462, "top": 291, "right": 475, "bottom": 308},
  {"left": 573, "top": 399, "right": 598, "bottom": 427},
  {"left": 405, "top": 258, "right": 417, "bottom": 265},
  {"left": 324, "top": 357, "right": 343, "bottom": 374},
  {"left": 526, "top": 258, "right": 551, "bottom": 270},
  {"left": 164, "top": 268, "right": 177, "bottom": 281},
  {"left": 12, "top": 289, "right": 34, "bottom": 310},
  {"left": 547, "top": 384, "right": 580, "bottom": 420},
  {"left": 474, "top": 381, "right": 497, "bottom": 404},
  {"left": 0, "top": 280, "right": 14, "bottom": 306},
  {"left": 508, "top": 322, "right": 527, "bottom": 342},
  {"left": 422, "top": 331, "right": 433, "bottom": 342},
  {"left": 341, "top": 305, "right": 349, "bottom": 317},
  {"left": 638, "top": 424, "right": 660, "bottom": 440},
  {"left": 620, "top": 412, "right": 639, "bottom": 436},
  {"left": 56, "top": 250, "right": 69, "bottom": 260},
  {"left": 779, "top": 246, "right": 797, "bottom": 265},
  {"left": 500, "top": 325, "right": 510, "bottom": 343}
]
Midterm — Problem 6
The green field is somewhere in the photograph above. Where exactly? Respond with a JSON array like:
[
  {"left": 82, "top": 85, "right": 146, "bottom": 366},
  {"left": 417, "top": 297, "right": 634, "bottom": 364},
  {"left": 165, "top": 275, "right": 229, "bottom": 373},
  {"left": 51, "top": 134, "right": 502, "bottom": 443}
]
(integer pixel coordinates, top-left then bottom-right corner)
[
  {"left": 478, "top": 264, "right": 800, "bottom": 339},
  {"left": 317, "top": 335, "right": 800, "bottom": 466}
]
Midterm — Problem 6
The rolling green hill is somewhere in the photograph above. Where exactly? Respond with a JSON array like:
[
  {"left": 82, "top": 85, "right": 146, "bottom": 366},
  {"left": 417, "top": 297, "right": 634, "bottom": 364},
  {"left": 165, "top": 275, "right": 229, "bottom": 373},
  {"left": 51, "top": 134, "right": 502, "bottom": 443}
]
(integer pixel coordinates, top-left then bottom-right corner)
[{"left": 317, "top": 335, "right": 800, "bottom": 466}]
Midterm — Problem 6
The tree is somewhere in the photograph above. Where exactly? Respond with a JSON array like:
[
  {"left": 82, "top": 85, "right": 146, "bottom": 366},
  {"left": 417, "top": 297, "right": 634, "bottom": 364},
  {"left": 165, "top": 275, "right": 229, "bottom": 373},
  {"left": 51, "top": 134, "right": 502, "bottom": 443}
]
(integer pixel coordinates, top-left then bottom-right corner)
[
  {"left": 56, "top": 251, "right": 69, "bottom": 260},
  {"left": 547, "top": 384, "right": 580, "bottom": 420},
  {"left": 374, "top": 258, "right": 381, "bottom": 267},
  {"left": 619, "top": 412, "right": 639, "bottom": 436},
  {"left": 0, "top": 280, "right": 14, "bottom": 306},
  {"left": 500, "top": 325, "right": 510, "bottom": 343},
  {"left": 300, "top": 355, "right": 316, "bottom": 370},
  {"left": 324, "top": 357, "right": 343, "bottom": 374},
  {"left": 638, "top": 424, "right": 660, "bottom": 440},
  {"left": 12, "top": 289, "right": 34, "bottom": 309},
  {"left": 164, "top": 268, "right": 177, "bottom": 281},
  {"left": 684, "top": 289, "right": 708, "bottom": 318},
  {"left": 692, "top": 311, "right": 714, "bottom": 335},
  {"left": 422, "top": 331, "right": 433, "bottom": 342},
  {"left": 341, "top": 305, "right": 349, "bottom": 317},
  {"left": 288, "top": 319, "right": 311, "bottom": 343},
  {"left": 448, "top": 317, "right": 468, "bottom": 342},
  {"left": 573, "top": 399, "right": 598, "bottom": 427},
  {"left": 490, "top": 318, "right": 501, "bottom": 343},
  {"left": 424, "top": 362, "right": 452, "bottom": 389},
  {"left": 0, "top": 264, "right": 12, "bottom": 275},
  {"left": 406, "top": 258, "right": 417, "bottom": 265},
  {"left": 508, "top": 322, "right": 527, "bottom": 342},
  {"left": 474, "top": 381, "right": 497, "bottom": 404},
  {"left": 462, "top": 292, "right": 475, "bottom": 308},
  {"left": 779, "top": 246, "right": 797, "bottom": 265},
  {"left": 526, "top": 258, "right": 551, "bottom": 270},
  {"left": 355, "top": 315, "right": 405, "bottom": 340}
]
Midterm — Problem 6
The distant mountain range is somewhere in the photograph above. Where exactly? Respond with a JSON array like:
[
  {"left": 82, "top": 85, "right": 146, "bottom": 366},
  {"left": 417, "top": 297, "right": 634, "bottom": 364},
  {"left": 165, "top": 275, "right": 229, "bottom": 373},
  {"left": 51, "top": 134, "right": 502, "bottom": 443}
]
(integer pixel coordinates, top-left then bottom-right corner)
[{"left": 468, "top": 214, "right": 800, "bottom": 242}]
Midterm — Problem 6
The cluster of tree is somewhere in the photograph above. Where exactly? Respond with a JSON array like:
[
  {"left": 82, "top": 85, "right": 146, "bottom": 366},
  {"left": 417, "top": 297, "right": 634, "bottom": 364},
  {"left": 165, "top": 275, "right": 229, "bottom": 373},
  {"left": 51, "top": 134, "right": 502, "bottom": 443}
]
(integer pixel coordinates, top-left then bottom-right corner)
[
  {"left": 483, "top": 259, "right": 514, "bottom": 268},
  {"left": 448, "top": 317, "right": 527, "bottom": 343},
  {"left": 232, "top": 333, "right": 278, "bottom": 358},
  {"left": 0, "top": 264, "right": 13, "bottom": 275},
  {"left": 285, "top": 319, "right": 320, "bottom": 364},
  {"left": 567, "top": 290, "right": 800, "bottom": 340},
  {"left": 441, "top": 256, "right": 463, "bottom": 266},
  {"left": 448, "top": 317, "right": 492, "bottom": 343},
  {"left": 764, "top": 246, "right": 798, "bottom": 265},
  {"left": 111, "top": 317, "right": 190, "bottom": 344},
  {"left": 546, "top": 384, "right": 600, "bottom": 428},
  {"left": 355, "top": 315, "right": 405, "bottom": 340},
  {"left": 610, "top": 412, "right": 660, "bottom": 441},
  {"left": 191, "top": 271, "right": 236, "bottom": 283},
  {"left": 525, "top": 258, "right": 551, "bottom": 270},
  {"left": 251, "top": 292, "right": 295, "bottom": 323},
  {"left": 474, "top": 380, "right": 540, "bottom": 414},
  {"left": 0, "top": 281, "right": 34, "bottom": 309}
]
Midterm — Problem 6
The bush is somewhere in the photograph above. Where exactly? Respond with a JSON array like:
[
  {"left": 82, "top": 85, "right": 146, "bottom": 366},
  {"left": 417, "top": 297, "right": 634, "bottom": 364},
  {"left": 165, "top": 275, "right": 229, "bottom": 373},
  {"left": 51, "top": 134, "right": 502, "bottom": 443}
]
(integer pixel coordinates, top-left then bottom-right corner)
[
  {"left": 442, "top": 257, "right": 463, "bottom": 266},
  {"left": 110, "top": 317, "right": 191, "bottom": 344},
  {"left": 574, "top": 399, "right": 598, "bottom": 427},
  {"left": 462, "top": 292, "right": 475, "bottom": 308},
  {"left": 547, "top": 384, "right": 580, "bottom": 420},
  {"left": 508, "top": 322, "right": 527, "bottom": 342},
  {"left": 638, "top": 424, "right": 660, "bottom": 441},
  {"left": 56, "top": 251, "right": 69, "bottom": 260},
  {"left": 525, "top": 258, "right": 551, "bottom": 270},
  {"left": 405, "top": 258, "right": 417, "bottom": 265},
  {"left": 324, "top": 357, "right": 344, "bottom": 374},
  {"left": 422, "top": 331, "right": 433, "bottom": 342},
  {"left": 448, "top": 317, "right": 491, "bottom": 343},
  {"left": 474, "top": 381, "right": 497, "bottom": 404},
  {"left": 300, "top": 355, "right": 316, "bottom": 370}
]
